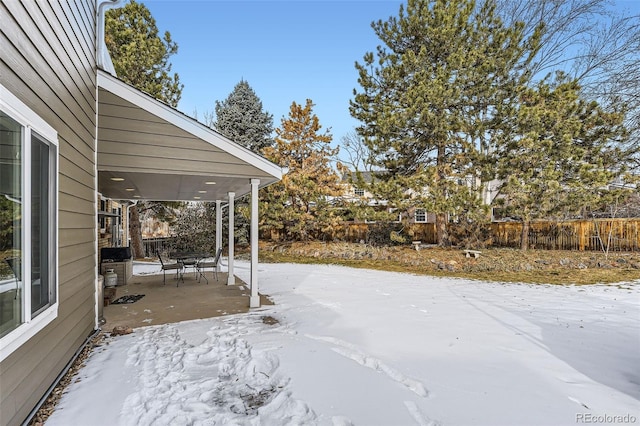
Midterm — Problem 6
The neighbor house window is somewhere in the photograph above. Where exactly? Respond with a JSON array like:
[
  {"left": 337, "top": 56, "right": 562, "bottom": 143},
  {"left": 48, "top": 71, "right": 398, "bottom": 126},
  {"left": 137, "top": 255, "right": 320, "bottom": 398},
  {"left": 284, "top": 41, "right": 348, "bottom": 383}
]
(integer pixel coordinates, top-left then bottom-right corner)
[
  {"left": 354, "top": 188, "right": 365, "bottom": 197},
  {"left": 0, "top": 85, "right": 58, "bottom": 360},
  {"left": 415, "top": 208, "right": 427, "bottom": 223}
]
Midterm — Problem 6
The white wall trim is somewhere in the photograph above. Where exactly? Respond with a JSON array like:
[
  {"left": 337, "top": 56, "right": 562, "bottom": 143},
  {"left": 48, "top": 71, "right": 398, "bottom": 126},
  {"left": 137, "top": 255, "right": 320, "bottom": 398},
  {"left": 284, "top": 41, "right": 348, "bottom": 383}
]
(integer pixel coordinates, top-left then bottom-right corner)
[
  {"left": 0, "top": 86, "right": 56, "bottom": 143},
  {"left": 0, "top": 306, "right": 58, "bottom": 362}
]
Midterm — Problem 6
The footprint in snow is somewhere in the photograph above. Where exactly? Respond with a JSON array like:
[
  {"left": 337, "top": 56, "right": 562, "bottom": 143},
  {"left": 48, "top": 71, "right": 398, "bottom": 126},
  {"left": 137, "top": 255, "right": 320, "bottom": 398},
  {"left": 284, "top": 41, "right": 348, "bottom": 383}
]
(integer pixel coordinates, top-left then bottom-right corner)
[{"left": 306, "top": 334, "right": 430, "bottom": 398}]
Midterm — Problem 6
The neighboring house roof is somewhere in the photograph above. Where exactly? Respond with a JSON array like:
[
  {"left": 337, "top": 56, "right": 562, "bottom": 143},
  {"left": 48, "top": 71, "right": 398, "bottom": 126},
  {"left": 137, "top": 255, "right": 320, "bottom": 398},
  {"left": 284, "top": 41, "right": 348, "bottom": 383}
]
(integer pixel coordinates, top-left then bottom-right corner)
[
  {"left": 340, "top": 170, "right": 388, "bottom": 184},
  {"left": 608, "top": 174, "right": 638, "bottom": 190},
  {"left": 97, "top": 70, "right": 283, "bottom": 202}
]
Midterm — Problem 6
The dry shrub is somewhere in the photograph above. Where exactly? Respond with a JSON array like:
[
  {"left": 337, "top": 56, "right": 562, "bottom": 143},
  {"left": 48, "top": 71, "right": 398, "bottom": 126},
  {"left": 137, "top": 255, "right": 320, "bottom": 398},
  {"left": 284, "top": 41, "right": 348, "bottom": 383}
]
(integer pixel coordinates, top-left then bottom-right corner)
[
  {"left": 259, "top": 241, "right": 640, "bottom": 285},
  {"left": 448, "top": 219, "right": 492, "bottom": 249}
]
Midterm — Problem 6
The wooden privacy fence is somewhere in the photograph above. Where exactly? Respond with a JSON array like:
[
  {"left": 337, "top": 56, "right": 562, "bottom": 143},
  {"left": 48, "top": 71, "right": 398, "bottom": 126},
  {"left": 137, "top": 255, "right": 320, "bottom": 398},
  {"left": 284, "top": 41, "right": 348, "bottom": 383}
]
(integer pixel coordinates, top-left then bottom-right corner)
[
  {"left": 262, "top": 222, "right": 439, "bottom": 245},
  {"left": 262, "top": 219, "right": 640, "bottom": 251},
  {"left": 341, "top": 222, "right": 439, "bottom": 245},
  {"left": 490, "top": 219, "right": 640, "bottom": 251}
]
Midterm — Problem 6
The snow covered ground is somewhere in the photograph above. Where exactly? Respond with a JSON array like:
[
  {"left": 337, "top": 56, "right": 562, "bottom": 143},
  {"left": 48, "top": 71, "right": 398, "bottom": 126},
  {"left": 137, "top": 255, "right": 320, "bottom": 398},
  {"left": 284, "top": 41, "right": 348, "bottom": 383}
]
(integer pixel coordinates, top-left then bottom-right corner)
[{"left": 46, "top": 261, "right": 639, "bottom": 426}]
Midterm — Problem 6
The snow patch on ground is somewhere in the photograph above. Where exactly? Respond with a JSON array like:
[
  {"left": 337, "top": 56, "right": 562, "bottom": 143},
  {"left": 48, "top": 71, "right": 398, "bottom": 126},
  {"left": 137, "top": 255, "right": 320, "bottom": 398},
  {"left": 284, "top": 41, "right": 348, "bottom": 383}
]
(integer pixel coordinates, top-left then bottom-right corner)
[
  {"left": 118, "top": 318, "right": 316, "bottom": 425},
  {"left": 46, "top": 261, "right": 640, "bottom": 426}
]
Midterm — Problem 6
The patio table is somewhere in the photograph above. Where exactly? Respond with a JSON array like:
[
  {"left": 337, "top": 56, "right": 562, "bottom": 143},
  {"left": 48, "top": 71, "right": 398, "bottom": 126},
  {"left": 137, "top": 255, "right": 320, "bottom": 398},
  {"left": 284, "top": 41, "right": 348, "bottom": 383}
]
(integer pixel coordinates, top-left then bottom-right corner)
[{"left": 170, "top": 252, "right": 210, "bottom": 280}]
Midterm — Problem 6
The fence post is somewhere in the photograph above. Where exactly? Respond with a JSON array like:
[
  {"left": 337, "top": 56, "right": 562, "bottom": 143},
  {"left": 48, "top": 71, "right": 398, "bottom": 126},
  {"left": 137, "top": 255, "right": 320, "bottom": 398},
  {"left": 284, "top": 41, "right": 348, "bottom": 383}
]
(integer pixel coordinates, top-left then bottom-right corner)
[{"left": 578, "top": 221, "right": 586, "bottom": 251}]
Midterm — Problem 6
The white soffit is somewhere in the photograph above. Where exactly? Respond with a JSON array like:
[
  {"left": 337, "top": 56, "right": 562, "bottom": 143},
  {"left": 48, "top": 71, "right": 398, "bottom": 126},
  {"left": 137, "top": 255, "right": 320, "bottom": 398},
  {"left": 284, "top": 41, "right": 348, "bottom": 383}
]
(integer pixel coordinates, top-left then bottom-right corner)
[{"left": 96, "top": 70, "right": 282, "bottom": 202}]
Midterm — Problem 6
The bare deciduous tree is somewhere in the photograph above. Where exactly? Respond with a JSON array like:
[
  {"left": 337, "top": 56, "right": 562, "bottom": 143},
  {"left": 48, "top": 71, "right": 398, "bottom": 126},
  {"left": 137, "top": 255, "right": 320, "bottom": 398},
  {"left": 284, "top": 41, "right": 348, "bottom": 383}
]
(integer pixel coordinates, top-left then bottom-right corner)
[
  {"left": 494, "top": 0, "right": 640, "bottom": 168},
  {"left": 339, "top": 130, "right": 373, "bottom": 172}
]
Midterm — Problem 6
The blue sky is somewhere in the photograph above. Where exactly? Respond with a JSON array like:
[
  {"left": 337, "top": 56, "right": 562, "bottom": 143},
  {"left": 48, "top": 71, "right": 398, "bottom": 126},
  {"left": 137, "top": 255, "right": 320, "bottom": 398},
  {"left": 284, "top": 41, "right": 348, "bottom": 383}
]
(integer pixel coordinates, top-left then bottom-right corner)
[
  {"left": 143, "top": 0, "right": 404, "bottom": 150},
  {"left": 143, "top": 0, "right": 639, "bottom": 156}
]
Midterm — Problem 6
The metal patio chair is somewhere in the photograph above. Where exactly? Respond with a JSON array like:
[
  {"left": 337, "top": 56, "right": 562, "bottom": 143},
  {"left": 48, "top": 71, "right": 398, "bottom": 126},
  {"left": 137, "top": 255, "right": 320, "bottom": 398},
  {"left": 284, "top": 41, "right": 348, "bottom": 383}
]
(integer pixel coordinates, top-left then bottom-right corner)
[
  {"left": 157, "top": 251, "right": 183, "bottom": 286},
  {"left": 196, "top": 247, "right": 223, "bottom": 284}
]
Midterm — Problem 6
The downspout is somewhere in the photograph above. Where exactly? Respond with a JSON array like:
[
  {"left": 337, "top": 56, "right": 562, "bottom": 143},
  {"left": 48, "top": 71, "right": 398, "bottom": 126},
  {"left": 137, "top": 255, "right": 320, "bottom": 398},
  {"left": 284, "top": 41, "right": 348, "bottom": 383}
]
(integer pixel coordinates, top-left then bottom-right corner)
[
  {"left": 96, "top": 0, "right": 122, "bottom": 75},
  {"left": 215, "top": 200, "right": 222, "bottom": 273},
  {"left": 124, "top": 200, "right": 137, "bottom": 247},
  {"left": 94, "top": 0, "right": 122, "bottom": 329}
]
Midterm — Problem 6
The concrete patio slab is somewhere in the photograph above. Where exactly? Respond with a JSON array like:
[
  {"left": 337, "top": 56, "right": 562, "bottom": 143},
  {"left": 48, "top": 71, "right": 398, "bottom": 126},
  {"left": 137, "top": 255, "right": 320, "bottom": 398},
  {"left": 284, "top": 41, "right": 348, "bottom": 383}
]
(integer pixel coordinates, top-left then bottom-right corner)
[{"left": 101, "top": 270, "right": 272, "bottom": 330}]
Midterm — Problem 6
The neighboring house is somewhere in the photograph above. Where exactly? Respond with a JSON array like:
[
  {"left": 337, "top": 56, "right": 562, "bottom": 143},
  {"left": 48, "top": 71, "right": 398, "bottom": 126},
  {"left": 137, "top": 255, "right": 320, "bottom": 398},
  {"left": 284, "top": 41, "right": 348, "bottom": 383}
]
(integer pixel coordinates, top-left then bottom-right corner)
[
  {"left": 486, "top": 173, "right": 637, "bottom": 221},
  {"left": 339, "top": 170, "right": 445, "bottom": 223},
  {"left": 339, "top": 170, "right": 395, "bottom": 214},
  {"left": 141, "top": 215, "right": 172, "bottom": 239},
  {"left": 340, "top": 171, "right": 379, "bottom": 205},
  {"left": 409, "top": 207, "right": 437, "bottom": 224},
  {"left": 98, "top": 196, "right": 129, "bottom": 248},
  {"left": 340, "top": 170, "right": 517, "bottom": 223},
  {"left": 0, "top": 1, "right": 282, "bottom": 424},
  {"left": 608, "top": 174, "right": 638, "bottom": 191},
  {"left": 340, "top": 165, "right": 518, "bottom": 221}
]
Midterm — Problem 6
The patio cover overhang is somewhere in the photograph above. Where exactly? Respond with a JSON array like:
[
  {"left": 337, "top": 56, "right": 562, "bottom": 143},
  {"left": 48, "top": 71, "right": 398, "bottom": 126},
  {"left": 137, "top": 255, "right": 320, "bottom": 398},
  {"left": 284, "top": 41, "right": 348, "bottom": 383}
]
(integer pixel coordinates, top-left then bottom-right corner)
[
  {"left": 96, "top": 69, "right": 282, "bottom": 308},
  {"left": 96, "top": 69, "right": 282, "bottom": 201}
]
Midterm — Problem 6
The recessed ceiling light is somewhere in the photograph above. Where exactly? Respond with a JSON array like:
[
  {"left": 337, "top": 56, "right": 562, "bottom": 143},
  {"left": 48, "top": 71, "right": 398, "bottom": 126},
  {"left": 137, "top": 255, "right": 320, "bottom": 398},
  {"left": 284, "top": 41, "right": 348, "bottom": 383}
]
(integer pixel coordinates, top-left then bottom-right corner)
[
  {"left": 110, "top": 177, "right": 125, "bottom": 182},
  {"left": 125, "top": 188, "right": 135, "bottom": 192},
  {"left": 193, "top": 196, "right": 201, "bottom": 200},
  {"left": 198, "top": 190, "right": 207, "bottom": 193},
  {"left": 205, "top": 181, "right": 216, "bottom": 185},
  {"left": 133, "top": 195, "right": 141, "bottom": 198}
]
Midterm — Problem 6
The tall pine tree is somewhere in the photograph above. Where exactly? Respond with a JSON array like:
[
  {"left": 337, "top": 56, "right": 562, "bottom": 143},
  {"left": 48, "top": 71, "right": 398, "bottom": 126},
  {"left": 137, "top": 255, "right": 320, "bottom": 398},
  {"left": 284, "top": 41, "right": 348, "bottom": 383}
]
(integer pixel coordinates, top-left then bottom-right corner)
[
  {"left": 105, "top": 0, "right": 182, "bottom": 107},
  {"left": 493, "top": 73, "right": 627, "bottom": 250},
  {"left": 262, "top": 100, "right": 343, "bottom": 240},
  {"left": 350, "top": 0, "right": 540, "bottom": 246},
  {"left": 213, "top": 80, "right": 274, "bottom": 245},
  {"left": 105, "top": 0, "right": 184, "bottom": 257},
  {"left": 214, "top": 80, "right": 274, "bottom": 153}
]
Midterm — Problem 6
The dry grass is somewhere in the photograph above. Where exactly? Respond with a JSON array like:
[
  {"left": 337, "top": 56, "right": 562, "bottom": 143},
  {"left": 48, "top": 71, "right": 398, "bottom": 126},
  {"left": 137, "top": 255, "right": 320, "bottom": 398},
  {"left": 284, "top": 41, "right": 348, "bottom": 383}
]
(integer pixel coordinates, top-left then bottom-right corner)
[{"left": 258, "top": 241, "right": 640, "bottom": 285}]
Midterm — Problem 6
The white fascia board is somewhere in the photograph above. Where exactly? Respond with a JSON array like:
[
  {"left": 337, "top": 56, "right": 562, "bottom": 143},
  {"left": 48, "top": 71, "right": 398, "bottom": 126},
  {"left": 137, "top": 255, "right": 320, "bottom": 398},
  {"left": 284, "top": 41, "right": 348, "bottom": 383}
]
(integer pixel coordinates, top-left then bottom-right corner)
[{"left": 97, "top": 70, "right": 283, "bottom": 180}]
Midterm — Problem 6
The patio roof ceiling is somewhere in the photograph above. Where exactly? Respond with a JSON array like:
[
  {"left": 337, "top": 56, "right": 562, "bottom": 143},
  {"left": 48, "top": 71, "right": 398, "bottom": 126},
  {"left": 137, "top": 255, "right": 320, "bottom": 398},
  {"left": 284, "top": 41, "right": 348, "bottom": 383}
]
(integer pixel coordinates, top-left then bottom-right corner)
[{"left": 96, "top": 70, "right": 282, "bottom": 202}]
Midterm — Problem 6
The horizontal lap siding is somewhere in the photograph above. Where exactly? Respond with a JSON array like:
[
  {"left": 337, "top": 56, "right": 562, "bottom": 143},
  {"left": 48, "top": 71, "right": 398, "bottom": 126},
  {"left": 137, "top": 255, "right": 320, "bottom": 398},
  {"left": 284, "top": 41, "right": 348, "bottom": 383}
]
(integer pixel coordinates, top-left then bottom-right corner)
[
  {"left": 99, "top": 151, "right": 268, "bottom": 176},
  {"left": 0, "top": 1, "right": 97, "bottom": 425},
  {"left": 96, "top": 89, "right": 278, "bottom": 179}
]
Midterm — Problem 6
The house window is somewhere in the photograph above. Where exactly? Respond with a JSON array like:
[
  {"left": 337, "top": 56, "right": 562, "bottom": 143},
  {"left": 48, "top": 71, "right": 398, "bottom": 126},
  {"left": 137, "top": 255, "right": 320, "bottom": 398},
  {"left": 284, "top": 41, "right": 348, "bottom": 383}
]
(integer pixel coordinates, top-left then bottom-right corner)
[
  {"left": 354, "top": 188, "right": 365, "bottom": 197},
  {"left": 415, "top": 208, "right": 427, "bottom": 223},
  {"left": 99, "top": 199, "right": 106, "bottom": 230},
  {"left": 0, "top": 85, "right": 58, "bottom": 359}
]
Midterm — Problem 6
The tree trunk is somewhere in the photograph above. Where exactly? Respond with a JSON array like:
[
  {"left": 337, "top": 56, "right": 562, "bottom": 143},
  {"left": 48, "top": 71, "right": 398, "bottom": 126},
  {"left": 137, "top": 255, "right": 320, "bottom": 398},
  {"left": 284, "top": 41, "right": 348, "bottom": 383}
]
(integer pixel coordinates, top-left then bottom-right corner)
[
  {"left": 435, "top": 143, "right": 449, "bottom": 246},
  {"left": 129, "top": 204, "right": 145, "bottom": 259},
  {"left": 435, "top": 213, "right": 449, "bottom": 246},
  {"left": 520, "top": 220, "right": 530, "bottom": 250}
]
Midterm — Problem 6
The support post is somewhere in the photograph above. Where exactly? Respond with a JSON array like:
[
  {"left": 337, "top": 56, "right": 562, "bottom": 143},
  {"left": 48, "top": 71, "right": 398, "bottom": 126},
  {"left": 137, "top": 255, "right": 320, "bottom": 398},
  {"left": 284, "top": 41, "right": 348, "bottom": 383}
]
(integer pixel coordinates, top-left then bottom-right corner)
[
  {"left": 250, "top": 179, "right": 260, "bottom": 308},
  {"left": 227, "top": 192, "right": 235, "bottom": 285},
  {"left": 215, "top": 199, "right": 222, "bottom": 273}
]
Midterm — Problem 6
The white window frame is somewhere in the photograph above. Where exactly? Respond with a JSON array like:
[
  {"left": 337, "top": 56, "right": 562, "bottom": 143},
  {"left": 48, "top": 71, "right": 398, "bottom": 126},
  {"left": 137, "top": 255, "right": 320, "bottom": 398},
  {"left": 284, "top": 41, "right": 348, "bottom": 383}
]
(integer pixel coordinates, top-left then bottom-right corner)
[
  {"left": 354, "top": 187, "right": 365, "bottom": 197},
  {"left": 0, "top": 84, "right": 59, "bottom": 362},
  {"left": 414, "top": 208, "right": 427, "bottom": 223}
]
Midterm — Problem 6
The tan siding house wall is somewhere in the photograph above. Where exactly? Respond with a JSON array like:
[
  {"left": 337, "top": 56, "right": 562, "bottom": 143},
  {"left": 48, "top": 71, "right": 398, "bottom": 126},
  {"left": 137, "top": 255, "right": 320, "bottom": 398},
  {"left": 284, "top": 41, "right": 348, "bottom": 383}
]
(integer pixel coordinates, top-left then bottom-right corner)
[{"left": 0, "top": 1, "right": 97, "bottom": 424}]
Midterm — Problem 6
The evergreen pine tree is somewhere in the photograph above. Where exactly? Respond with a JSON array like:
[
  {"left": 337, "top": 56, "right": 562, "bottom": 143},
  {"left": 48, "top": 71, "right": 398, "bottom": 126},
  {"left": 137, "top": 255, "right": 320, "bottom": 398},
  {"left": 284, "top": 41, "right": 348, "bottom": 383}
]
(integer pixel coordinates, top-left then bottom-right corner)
[
  {"left": 262, "top": 100, "right": 343, "bottom": 240},
  {"left": 105, "top": 0, "right": 183, "bottom": 107},
  {"left": 214, "top": 80, "right": 274, "bottom": 153},
  {"left": 493, "top": 73, "right": 628, "bottom": 249},
  {"left": 350, "top": 0, "right": 540, "bottom": 246},
  {"left": 105, "top": 0, "right": 184, "bottom": 257},
  {"left": 213, "top": 80, "right": 274, "bottom": 245}
]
